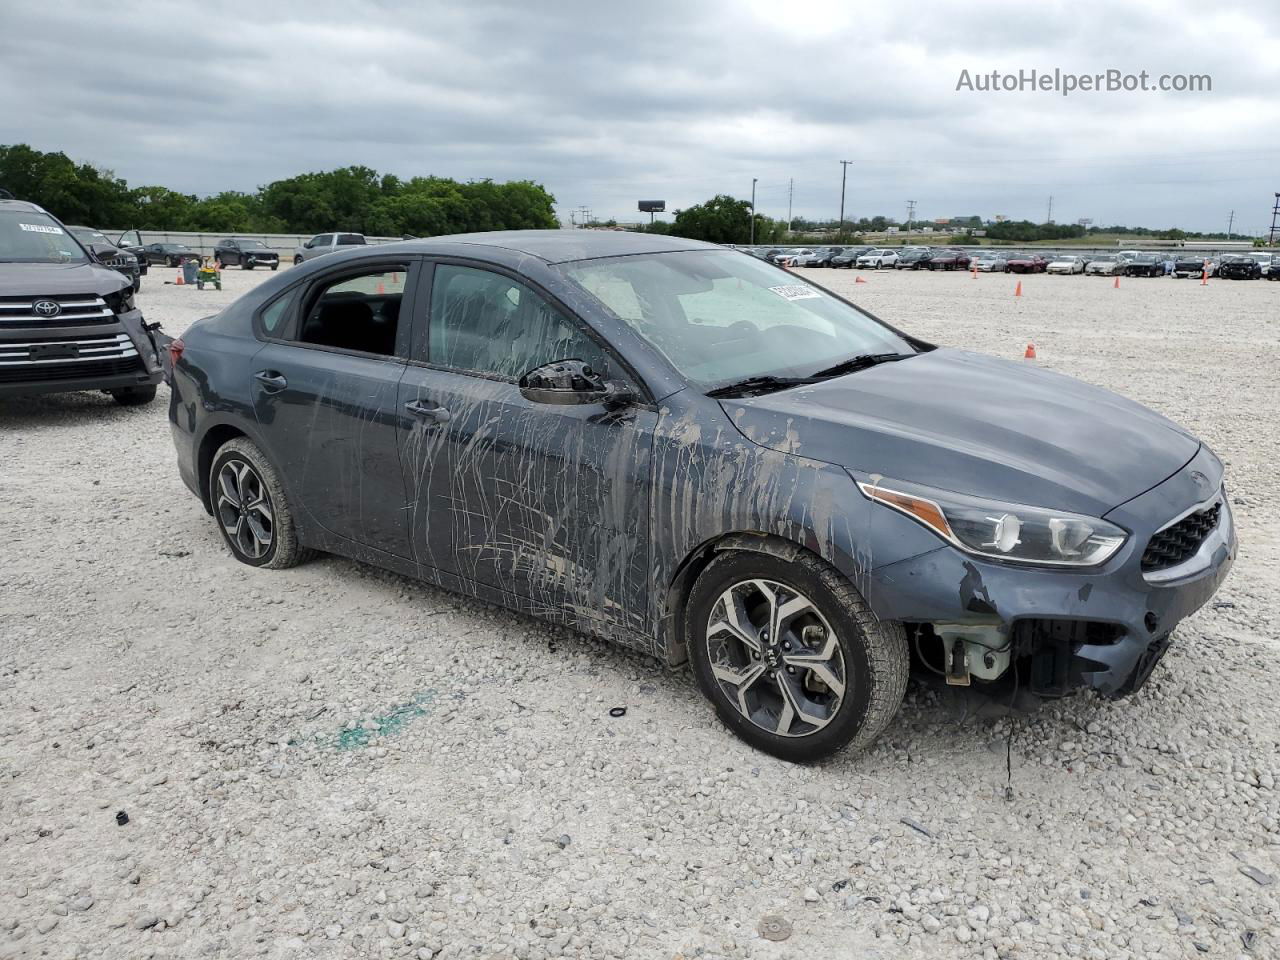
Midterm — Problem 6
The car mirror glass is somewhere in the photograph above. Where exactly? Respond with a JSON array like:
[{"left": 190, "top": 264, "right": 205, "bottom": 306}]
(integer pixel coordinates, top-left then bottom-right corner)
[{"left": 519, "top": 359, "right": 632, "bottom": 408}]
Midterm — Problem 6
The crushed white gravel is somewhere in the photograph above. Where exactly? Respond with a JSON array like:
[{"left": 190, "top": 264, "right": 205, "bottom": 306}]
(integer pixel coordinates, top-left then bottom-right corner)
[{"left": 1, "top": 261, "right": 1277, "bottom": 960}]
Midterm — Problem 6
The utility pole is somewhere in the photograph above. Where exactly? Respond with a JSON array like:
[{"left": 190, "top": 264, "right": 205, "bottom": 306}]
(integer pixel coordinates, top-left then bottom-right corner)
[
  {"left": 1271, "top": 194, "right": 1280, "bottom": 246},
  {"left": 1046, "top": 195, "right": 1054, "bottom": 224},
  {"left": 787, "top": 178, "right": 793, "bottom": 233},
  {"left": 839, "top": 161, "right": 852, "bottom": 236},
  {"left": 1227, "top": 209, "right": 1235, "bottom": 241},
  {"left": 905, "top": 200, "right": 916, "bottom": 234},
  {"left": 750, "top": 178, "right": 758, "bottom": 245}
]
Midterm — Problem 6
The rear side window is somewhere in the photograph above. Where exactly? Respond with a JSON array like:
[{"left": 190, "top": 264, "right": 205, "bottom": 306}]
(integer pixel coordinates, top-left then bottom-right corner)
[
  {"left": 297, "top": 267, "right": 408, "bottom": 357},
  {"left": 259, "top": 290, "right": 296, "bottom": 335}
]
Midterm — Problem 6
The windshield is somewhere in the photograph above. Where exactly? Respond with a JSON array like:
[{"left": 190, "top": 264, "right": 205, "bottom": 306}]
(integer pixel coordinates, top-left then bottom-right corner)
[
  {"left": 560, "top": 250, "right": 912, "bottom": 389},
  {"left": 0, "top": 211, "right": 88, "bottom": 264},
  {"left": 239, "top": 239, "right": 268, "bottom": 248}
]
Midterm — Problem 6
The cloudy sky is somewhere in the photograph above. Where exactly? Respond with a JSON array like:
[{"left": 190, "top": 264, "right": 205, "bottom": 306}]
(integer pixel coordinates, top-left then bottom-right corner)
[{"left": 4, "top": 0, "right": 1279, "bottom": 232}]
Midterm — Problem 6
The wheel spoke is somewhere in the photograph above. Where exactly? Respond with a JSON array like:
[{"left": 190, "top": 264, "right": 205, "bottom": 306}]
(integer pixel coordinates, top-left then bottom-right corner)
[
  {"left": 217, "top": 467, "right": 242, "bottom": 508},
  {"left": 711, "top": 661, "right": 766, "bottom": 718},
  {"left": 708, "top": 588, "right": 761, "bottom": 653},
  {"left": 773, "top": 592, "right": 817, "bottom": 638},
  {"left": 776, "top": 672, "right": 829, "bottom": 732}
]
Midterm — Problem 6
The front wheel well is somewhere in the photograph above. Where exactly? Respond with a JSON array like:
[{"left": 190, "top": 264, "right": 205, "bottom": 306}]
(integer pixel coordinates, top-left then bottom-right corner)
[
  {"left": 196, "top": 424, "right": 249, "bottom": 513},
  {"left": 661, "top": 532, "right": 814, "bottom": 666}
]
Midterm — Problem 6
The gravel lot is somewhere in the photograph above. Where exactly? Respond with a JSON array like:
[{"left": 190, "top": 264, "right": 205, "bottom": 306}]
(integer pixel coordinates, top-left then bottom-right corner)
[{"left": 2, "top": 261, "right": 1277, "bottom": 960}]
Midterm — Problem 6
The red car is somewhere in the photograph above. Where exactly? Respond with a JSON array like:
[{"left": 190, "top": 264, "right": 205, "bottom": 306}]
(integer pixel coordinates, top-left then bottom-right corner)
[
  {"left": 1007, "top": 253, "right": 1049, "bottom": 274},
  {"left": 923, "top": 249, "right": 973, "bottom": 271}
]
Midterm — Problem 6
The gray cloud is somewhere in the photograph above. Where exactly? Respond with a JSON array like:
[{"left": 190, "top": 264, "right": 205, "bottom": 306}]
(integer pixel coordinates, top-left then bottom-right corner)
[{"left": 3, "top": 0, "right": 1278, "bottom": 231}]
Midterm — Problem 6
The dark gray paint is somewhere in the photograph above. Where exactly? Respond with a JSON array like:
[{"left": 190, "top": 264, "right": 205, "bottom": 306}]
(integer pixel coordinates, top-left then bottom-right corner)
[{"left": 166, "top": 232, "right": 1235, "bottom": 696}]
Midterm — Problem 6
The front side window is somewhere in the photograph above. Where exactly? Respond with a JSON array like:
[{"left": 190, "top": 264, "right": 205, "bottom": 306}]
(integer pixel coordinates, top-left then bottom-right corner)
[
  {"left": 561, "top": 250, "right": 911, "bottom": 388},
  {"left": 309, "top": 235, "right": 329, "bottom": 248},
  {"left": 297, "top": 267, "right": 407, "bottom": 356},
  {"left": 0, "top": 211, "right": 86, "bottom": 264},
  {"left": 429, "top": 264, "right": 610, "bottom": 379}
]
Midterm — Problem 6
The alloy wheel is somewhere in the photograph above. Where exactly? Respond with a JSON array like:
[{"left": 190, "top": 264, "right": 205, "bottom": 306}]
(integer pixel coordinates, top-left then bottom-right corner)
[
  {"left": 704, "top": 579, "right": 846, "bottom": 738},
  {"left": 215, "top": 458, "right": 274, "bottom": 559}
]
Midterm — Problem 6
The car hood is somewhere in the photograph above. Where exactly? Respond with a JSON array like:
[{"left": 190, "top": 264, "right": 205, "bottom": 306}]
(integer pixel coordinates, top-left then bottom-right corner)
[
  {"left": 719, "top": 348, "right": 1200, "bottom": 516},
  {"left": 0, "top": 261, "right": 128, "bottom": 297}
]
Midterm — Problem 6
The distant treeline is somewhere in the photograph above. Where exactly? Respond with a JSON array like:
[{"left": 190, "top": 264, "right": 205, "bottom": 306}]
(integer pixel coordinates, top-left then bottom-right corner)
[{"left": 0, "top": 144, "right": 558, "bottom": 235}]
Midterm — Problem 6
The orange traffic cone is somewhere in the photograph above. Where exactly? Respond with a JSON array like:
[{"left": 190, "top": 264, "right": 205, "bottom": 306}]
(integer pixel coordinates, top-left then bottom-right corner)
[
  {"left": 376, "top": 281, "right": 386, "bottom": 295},
  {"left": 1013, "top": 280, "right": 1022, "bottom": 297},
  {"left": 855, "top": 275, "right": 867, "bottom": 284},
  {"left": 971, "top": 266, "right": 978, "bottom": 279},
  {"left": 1200, "top": 269, "right": 1208, "bottom": 286},
  {"left": 175, "top": 269, "right": 184, "bottom": 286},
  {"left": 1024, "top": 343, "right": 1037, "bottom": 359},
  {"left": 1113, "top": 275, "right": 1120, "bottom": 289}
]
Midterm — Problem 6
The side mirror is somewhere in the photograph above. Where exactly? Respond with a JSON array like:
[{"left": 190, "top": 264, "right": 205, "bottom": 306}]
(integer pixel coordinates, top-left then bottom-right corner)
[{"left": 519, "top": 359, "right": 633, "bottom": 408}]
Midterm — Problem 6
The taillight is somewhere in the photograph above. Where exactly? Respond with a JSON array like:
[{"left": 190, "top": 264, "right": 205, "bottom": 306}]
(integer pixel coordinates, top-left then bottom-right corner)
[{"left": 169, "top": 337, "right": 185, "bottom": 370}]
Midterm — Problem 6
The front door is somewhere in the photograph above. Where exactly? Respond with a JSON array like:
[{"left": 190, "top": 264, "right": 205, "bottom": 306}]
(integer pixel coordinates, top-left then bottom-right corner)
[
  {"left": 397, "top": 262, "right": 655, "bottom": 639},
  {"left": 251, "top": 258, "right": 418, "bottom": 558}
]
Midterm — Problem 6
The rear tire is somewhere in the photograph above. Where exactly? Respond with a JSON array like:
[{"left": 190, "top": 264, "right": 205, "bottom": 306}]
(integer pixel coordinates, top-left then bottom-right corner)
[
  {"left": 242, "top": 262, "right": 253, "bottom": 270},
  {"left": 209, "top": 437, "right": 312, "bottom": 569},
  {"left": 686, "top": 549, "right": 908, "bottom": 762},
  {"left": 293, "top": 256, "right": 303, "bottom": 265},
  {"left": 110, "top": 385, "right": 157, "bottom": 406}
]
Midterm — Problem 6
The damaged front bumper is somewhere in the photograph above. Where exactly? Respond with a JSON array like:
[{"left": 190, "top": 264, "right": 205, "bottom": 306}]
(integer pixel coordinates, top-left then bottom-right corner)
[{"left": 863, "top": 448, "right": 1236, "bottom": 698}]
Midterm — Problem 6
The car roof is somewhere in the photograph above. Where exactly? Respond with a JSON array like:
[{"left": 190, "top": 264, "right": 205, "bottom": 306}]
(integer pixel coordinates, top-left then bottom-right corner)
[
  {"left": 0, "top": 199, "right": 50, "bottom": 215},
  {"left": 386, "top": 229, "right": 720, "bottom": 265}
]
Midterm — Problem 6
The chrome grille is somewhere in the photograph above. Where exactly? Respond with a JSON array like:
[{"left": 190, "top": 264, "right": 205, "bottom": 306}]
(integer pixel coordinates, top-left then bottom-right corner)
[
  {"left": 0, "top": 294, "right": 115, "bottom": 325},
  {"left": 0, "top": 332, "right": 139, "bottom": 366}
]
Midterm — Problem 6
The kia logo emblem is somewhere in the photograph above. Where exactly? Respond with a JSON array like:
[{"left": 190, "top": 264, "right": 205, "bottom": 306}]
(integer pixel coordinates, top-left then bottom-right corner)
[
  {"left": 33, "top": 299, "right": 61, "bottom": 318},
  {"left": 1190, "top": 470, "right": 1210, "bottom": 493}
]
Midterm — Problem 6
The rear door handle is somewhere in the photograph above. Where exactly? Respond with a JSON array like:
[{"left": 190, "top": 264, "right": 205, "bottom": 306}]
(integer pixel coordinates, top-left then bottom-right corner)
[
  {"left": 254, "top": 370, "right": 288, "bottom": 393},
  {"left": 404, "top": 399, "right": 451, "bottom": 423}
]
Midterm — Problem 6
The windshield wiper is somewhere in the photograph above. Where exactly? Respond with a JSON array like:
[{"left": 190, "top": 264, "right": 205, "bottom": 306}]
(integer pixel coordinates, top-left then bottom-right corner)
[
  {"left": 809, "top": 352, "right": 913, "bottom": 379},
  {"left": 705, "top": 375, "right": 819, "bottom": 399}
]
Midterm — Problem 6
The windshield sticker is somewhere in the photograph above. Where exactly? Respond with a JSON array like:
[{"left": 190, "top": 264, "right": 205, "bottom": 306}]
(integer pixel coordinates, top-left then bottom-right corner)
[
  {"left": 769, "top": 284, "right": 822, "bottom": 302},
  {"left": 19, "top": 223, "right": 64, "bottom": 235}
]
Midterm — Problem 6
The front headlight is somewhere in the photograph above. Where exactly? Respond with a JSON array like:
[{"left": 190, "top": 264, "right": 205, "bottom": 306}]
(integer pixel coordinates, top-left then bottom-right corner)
[{"left": 857, "top": 478, "right": 1128, "bottom": 567}]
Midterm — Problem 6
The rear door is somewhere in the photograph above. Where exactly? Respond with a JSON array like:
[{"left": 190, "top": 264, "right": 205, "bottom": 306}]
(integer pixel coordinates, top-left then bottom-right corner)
[
  {"left": 396, "top": 261, "right": 655, "bottom": 637},
  {"left": 251, "top": 256, "right": 418, "bottom": 557}
]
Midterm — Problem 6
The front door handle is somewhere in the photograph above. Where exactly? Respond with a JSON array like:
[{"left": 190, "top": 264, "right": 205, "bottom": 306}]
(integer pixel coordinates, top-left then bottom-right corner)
[
  {"left": 404, "top": 399, "right": 451, "bottom": 424},
  {"left": 254, "top": 370, "right": 288, "bottom": 393}
]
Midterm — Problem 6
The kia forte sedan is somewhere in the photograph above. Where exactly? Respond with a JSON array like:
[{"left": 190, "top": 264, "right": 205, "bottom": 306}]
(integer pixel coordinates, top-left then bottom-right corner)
[{"left": 166, "top": 232, "right": 1235, "bottom": 761}]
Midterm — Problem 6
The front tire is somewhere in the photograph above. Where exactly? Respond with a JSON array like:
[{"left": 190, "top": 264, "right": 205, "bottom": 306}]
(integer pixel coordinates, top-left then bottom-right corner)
[
  {"left": 242, "top": 261, "right": 254, "bottom": 270},
  {"left": 293, "top": 256, "right": 303, "bottom": 265},
  {"left": 209, "top": 438, "right": 311, "bottom": 569},
  {"left": 110, "top": 385, "right": 156, "bottom": 406},
  {"left": 686, "top": 549, "right": 908, "bottom": 762}
]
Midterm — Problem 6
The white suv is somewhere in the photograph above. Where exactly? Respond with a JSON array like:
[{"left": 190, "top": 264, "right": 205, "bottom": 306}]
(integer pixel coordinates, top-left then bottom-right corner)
[
  {"left": 856, "top": 248, "right": 899, "bottom": 269},
  {"left": 292, "top": 232, "right": 367, "bottom": 264}
]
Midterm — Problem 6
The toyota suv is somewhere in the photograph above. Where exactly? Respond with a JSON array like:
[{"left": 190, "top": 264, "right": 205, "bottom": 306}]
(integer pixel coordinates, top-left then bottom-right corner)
[{"left": 0, "top": 200, "right": 165, "bottom": 405}]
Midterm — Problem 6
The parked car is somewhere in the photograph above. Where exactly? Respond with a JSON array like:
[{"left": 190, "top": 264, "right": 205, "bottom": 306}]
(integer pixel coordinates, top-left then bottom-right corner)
[
  {"left": 66, "top": 226, "right": 143, "bottom": 291},
  {"left": 1252, "top": 252, "right": 1275, "bottom": 277},
  {"left": 856, "top": 248, "right": 899, "bottom": 269},
  {"left": 0, "top": 200, "right": 165, "bottom": 404},
  {"left": 165, "top": 230, "right": 1234, "bottom": 761},
  {"left": 1123, "top": 254, "right": 1163, "bottom": 278},
  {"left": 893, "top": 248, "right": 934, "bottom": 269},
  {"left": 830, "top": 247, "right": 873, "bottom": 268},
  {"left": 1217, "top": 256, "right": 1262, "bottom": 280},
  {"left": 215, "top": 238, "right": 281, "bottom": 271},
  {"left": 292, "top": 232, "right": 367, "bottom": 264},
  {"left": 972, "top": 251, "right": 1009, "bottom": 272},
  {"left": 923, "top": 249, "right": 971, "bottom": 271},
  {"left": 777, "top": 248, "right": 814, "bottom": 267},
  {"left": 1085, "top": 255, "right": 1125, "bottom": 276},
  {"left": 1172, "top": 255, "right": 1210, "bottom": 278},
  {"left": 801, "top": 247, "right": 844, "bottom": 268},
  {"left": 1007, "top": 252, "right": 1049, "bottom": 274},
  {"left": 139, "top": 242, "right": 201, "bottom": 267},
  {"left": 1045, "top": 255, "right": 1086, "bottom": 275}
]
